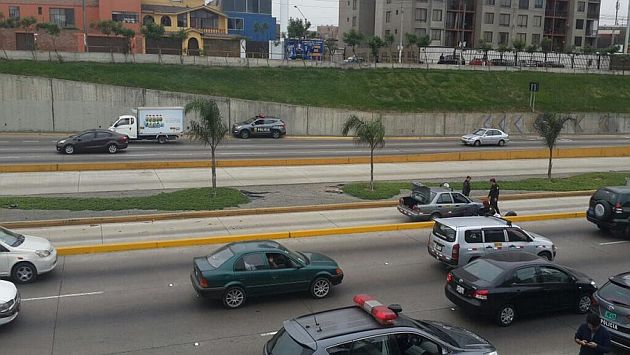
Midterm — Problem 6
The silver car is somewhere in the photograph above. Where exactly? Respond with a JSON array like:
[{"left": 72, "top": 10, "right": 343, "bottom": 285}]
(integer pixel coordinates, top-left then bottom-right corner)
[
  {"left": 398, "top": 182, "right": 483, "bottom": 221},
  {"left": 462, "top": 128, "right": 509, "bottom": 146},
  {"left": 427, "top": 216, "right": 556, "bottom": 267}
]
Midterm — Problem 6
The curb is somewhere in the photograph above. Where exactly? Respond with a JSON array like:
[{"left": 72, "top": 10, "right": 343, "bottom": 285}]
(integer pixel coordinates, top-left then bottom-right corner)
[
  {"left": 2, "top": 190, "right": 594, "bottom": 229},
  {"left": 1, "top": 146, "right": 629, "bottom": 173},
  {"left": 56, "top": 211, "right": 586, "bottom": 256}
]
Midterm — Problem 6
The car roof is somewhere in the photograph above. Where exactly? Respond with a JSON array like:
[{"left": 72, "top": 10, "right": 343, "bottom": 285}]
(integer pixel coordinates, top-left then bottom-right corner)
[
  {"left": 610, "top": 272, "right": 630, "bottom": 287},
  {"left": 435, "top": 216, "right": 510, "bottom": 228},
  {"left": 600, "top": 186, "right": 630, "bottom": 194},
  {"left": 226, "top": 240, "right": 285, "bottom": 253}
]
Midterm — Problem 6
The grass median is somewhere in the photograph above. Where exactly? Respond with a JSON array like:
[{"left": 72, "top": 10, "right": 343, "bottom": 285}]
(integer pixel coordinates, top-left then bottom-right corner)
[
  {"left": 0, "top": 187, "right": 248, "bottom": 211},
  {"left": 343, "top": 172, "right": 630, "bottom": 200}
]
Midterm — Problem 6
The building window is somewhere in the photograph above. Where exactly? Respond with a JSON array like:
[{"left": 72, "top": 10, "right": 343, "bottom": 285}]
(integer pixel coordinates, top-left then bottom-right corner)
[
  {"left": 386, "top": 11, "right": 391, "bottom": 23},
  {"left": 534, "top": 0, "right": 543, "bottom": 8},
  {"left": 500, "top": 0, "right": 511, "bottom": 7},
  {"left": 517, "top": 15, "right": 527, "bottom": 27},
  {"left": 574, "top": 36, "right": 583, "bottom": 46},
  {"left": 516, "top": 32, "right": 526, "bottom": 43},
  {"left": 484, "top": 13, "right": 494, "bottom": 24},
  {"left": 38, "top": 7, "right": 42, "bottom": 15},
  {"left": 416, "top": 9, "right": 427, "bottom": 21},
  {"left": 432, "top": 9, "right": 442, "bottom": 22},
  {"left": 143, "top": 15, "right": 154, "bottom": 25},
  {"left": 228, "top": 18, "right": 244, "bottom": 30},
  {"left": 499, "top": 32, "right": 509, "bottom": 44},
  {"left": 385, "top": 29, "right": 390, "bottom": 36},
  {"left": 431, "top": 29, "right": 441, "bottom": 41},
  {"left": 484, "top": 31, "right": 493, "bottom": 42},
  {"left": 499, "top": 14, "right": 510, "bottom": 26},
  {"left": 575, "top": 19, "right": 584, "bottom": 30},
  {"left": 161, "top": 16, "right": 171, "bottom": 27},
  {"left": 352, "top": 16, "right": 357, "bottom": 26},
  {"left": 519, "top": 0, "right": 529, "bottom": 9},
  {"left": 112, "top": 12, "right": 138, "bottom": 24},
  {"left": 177, "top": 13, "right": 187, "bottom": 27},
  {"left": 49, "top": 8, "right": 75, "bottom": 28},
  {"left": 486, "top": 0, "right": 495, "bottom": 5},
  {"left": 577, "top": 2, "right": 585, "bottom": 12},
  {"left": 353, "top": 0, "right": 357, "bottom": 10},
  {"left": 531, "top": 34, "right": 540, "bottom": 44},
  {"left": 9, "top": 6, "right": 20, "bottom": 19},
  {"left": 533, "top": 15, "right": 542, "bottom": 27}
]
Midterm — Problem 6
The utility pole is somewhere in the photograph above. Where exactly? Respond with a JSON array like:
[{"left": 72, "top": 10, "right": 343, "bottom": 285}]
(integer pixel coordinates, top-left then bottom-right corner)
[
  {"left": 82, "top": 0, "right": 87, "bottom": 52},
  {"left": 613, "top": 0, "right": 620, "bottom": 46},
  {"left": 398, "top": 2, "right": 404, "bottom": 63},
  {"left": 626, "top": 0, "right": 630, "bottom": 53}
]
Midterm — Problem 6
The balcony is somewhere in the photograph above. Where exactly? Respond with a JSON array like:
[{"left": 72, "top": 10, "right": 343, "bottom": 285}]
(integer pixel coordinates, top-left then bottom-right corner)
[{"left": 196, "top": 28, "right": 228, "bottom": 35}]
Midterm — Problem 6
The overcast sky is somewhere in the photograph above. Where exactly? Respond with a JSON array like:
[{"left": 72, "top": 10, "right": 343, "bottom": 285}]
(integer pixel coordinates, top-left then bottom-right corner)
[{"left": 271, "top": 0, "right": 630, "bottom": 30}]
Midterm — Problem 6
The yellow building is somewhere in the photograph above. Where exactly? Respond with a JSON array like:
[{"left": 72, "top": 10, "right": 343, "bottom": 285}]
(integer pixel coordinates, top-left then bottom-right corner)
[{"left": 141, "top": 0, "right": 240, "bottom": 56}]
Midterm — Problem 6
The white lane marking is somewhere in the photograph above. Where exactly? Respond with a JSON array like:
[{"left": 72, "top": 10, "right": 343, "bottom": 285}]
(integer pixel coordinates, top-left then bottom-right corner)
[
  {"left": 260, "top": 331, "right": 278, "bottom": 337},
  {"left": 21, "top": 140, "right": 40, "bottom": 143},
  {"left": 22, "top": 291, "right": 104, "bottom": 301},
  {"left": 599, "top": 241, "right": 629, "bottom": 246}
]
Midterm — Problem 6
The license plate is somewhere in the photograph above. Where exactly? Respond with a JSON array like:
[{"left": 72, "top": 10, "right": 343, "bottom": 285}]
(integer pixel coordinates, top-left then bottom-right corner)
[
  {"left": 456, "top": 285, "right": 465, "bottom": 294},
  {"left": 435, "top": 244, "right": 443, "bottom": 252},
  {"left": 604, "top": 310, "right": 617, "bottom": 321},
  {"left": 601, "top": 319, "right": 618, "bottom": 330}
]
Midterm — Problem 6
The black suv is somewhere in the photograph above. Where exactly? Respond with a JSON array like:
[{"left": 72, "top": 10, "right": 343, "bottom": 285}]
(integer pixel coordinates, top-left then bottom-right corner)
[
  {"left": 586, "top": 186, "right": 630, "bottom": 236},
  {"left": 591, "top": 272, "right": 630, "bottom": 350},
  {"left": 232, "top": 115, "right": 287, "bottom": 139},
  {"left": 264, "top": 294, "right": 497, "bottom": 355}
]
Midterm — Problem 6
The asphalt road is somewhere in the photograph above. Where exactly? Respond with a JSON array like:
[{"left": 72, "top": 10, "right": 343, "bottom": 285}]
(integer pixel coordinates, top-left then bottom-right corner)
[
  {"left": 13, "top": 196, "right": 589, "bottom": 247},
  {"left": 1, "top": 219, "right": 629, "bottom": 355},
  {"left": 1, "top": 135, "right": 629, "bottom": 163}
]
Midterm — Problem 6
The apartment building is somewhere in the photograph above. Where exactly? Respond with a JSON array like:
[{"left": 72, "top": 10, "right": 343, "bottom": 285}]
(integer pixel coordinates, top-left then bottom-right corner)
[{"left": 338, "top": 0, "right": 374, "bottom": 45}]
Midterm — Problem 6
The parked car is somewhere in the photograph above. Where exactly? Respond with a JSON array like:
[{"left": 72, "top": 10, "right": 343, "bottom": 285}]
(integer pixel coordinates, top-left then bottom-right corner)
[
  {"left": 398, "top": 182, "right": 483, "bottom": 221},
  {"left": 56, "top": 129, "right": 129, "bottom": 155},
  {"left": 591, "top": 272, "right": 630, "bottom": 350},
  {"left": 586, "top": 186, "right": 630, "bottom": 237},
  {"left": 518, "top": 60, "right": 543, "bottom": 67},
  {"left": 427, "top": 216, "right": 556, "bottom": 267},
  {"left": 489, "top": 59, "right": 515, "bottom": 67},
  {"left": 445, "top": 251, "right": 597, "bottom": 326},
  {"left": 0, "top": 226, "right": 57, "bottom": 283},
  {"left": 0, "top": 280, "right": 20, "bottom": 326},
  {"left": 469, "top": 58, "right": 489, "bottom": 66},
  {"left": 264, "top": 294, "right": 497, "bottom": 355},
  {"left": 461, "top": 128, "right": 510, "bottom": 146},
  {"left": 343, "top": 56, "right": 365, "bottom": 64},
  {"left": 438, "top": 55, "right": 465, "bottom": 65},
  {"left": 231, "top": 115, "right": 287, "bottom": 139},
  {"left": 542, "top": 61, "right": 566, "bottom": 68},
  {"left": 190, "top": 240, "right": 343, "bottom": 308}
]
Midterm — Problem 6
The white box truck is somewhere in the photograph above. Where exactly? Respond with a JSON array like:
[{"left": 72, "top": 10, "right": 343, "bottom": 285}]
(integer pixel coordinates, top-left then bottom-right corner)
[{"left": 109, "top": 107, "right": 185, "bottom": 144}]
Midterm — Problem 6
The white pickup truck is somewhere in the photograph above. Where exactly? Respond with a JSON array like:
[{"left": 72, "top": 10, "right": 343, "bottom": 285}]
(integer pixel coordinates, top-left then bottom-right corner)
[{"left": 109, "top": 107, "right": 184, "bottom": 144}]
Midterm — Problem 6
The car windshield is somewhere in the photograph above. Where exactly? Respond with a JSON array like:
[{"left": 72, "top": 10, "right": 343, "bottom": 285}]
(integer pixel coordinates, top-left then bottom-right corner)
[
  {"left": 412, "top": 320, "right": 458, "bottom": 346},
  {"left": 206, "top": 246, "right": 234, "bottom": 268},
  {"left": 462, "top": 259, "right": 504, "bottom": 283},
  {"left": 433, "top": 222, "right": 456, "bottom": 242},
  {"left": 472, "top": 129, "right": 486, "bottom": 135},
  {"left": 0, "top": 226, "right": 24, "bottom": 247},
  {"left": 266, "top": 328, "right": 313, "bottom": 355},
  {"left": 599, "top": 281, "right": 630, "bottom": 307}
]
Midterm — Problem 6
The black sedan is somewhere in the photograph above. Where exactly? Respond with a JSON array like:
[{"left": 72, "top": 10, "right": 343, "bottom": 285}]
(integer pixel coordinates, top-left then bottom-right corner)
[
  {"left": 445, "top": 251, "right": 597, "bottom": 326},
  {"left": 56, "top": 129, "right": 128, "bottom": 154}
]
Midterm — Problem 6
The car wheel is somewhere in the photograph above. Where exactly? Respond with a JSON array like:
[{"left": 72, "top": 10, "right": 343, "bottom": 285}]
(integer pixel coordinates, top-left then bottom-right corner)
[
  {"left": 222, "top": 286, "right": 246, "bottom": 309},
  {"left": 473, "top": 140, "right": 481, "bottom": 147},
  {"left": 538, "top": 251, "right": 553, "bottom": 261},
  {"left": 107, "top": 144, "right": 118, "bottom": 154},
  {"left": 64, "top": 145, "right": 75, "bottom": 155},
  {"left": 310, "top": 277, "right": 332, "bottom": 299},
  {"left": 11, "top": 262, "right": 37, "bottom": 284},
  {"left": 498, "top": 140, "right": 506, "bottom": 146},
  {"left": 271, "top": 130, "right": 281, "bottom": 139},
  {"left": 496, "top": 304, "right": 516, "bottom": 326},
  {"left": 594, "top": 202, "right": 611, "bottom": 219},
  {"left": 157, "top": 136, "right": 168, "bottom": 144},
  {"left": 430, "top": 212, "right": 441, "bottom": 220},
  {"left": 240, "top": 130, "right": 250, "bottom": 139},
  {"left": 576, "top": 294, "right": 591, "bottom": 314}
]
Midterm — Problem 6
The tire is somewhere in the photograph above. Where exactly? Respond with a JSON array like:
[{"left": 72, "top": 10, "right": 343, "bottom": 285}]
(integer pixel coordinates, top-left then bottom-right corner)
[
  {"left": 473, "top": 140, "right": 481, "bottom": 147},
  {"left": 496, "top": 304, "right": 516, "bottom": 327},
  {"left": 64, "top": 145, "right": 75, "bottom": 155},
  {"left": 576, "top": 294, "right": 591, "bottom": 314},
  {"left": 430, "top": 212, "right": 441, "bottom": 220},
  {"left": 107, "top": 144, "right": 118, "bottom": 154},
  {"left": 594, "top": 202, "right": 611, "bottom": 219},
  {"left": 271, "top": 130, "right": 281, "bottom": 139},
  {"left": 157, "top": 136, "right": 168, "bottom": 144},
  {"left": 538, "top": 251, "right": 553, "bottom": 261},
  {"left": 310, "top": 277, "right": 332, "bottom": 299},
  {"left": 240, "top": 130, "right": 250, "bottom": 139},
  {"left": 498, "top": 140, "right": 506, "bottom": 146},
  {"left": 222, "top": 286, "right": 246, "bottom": 309},
  {"left": 11, "top": 262, "right": 37, "bottom": 284}
]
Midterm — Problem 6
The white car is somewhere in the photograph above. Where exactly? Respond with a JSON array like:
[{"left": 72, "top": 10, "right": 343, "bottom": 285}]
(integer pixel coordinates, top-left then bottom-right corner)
[
  {"left": 461, "top": 128, "right": 510, "bottom": 146},
  {"left": 0, "top": 280, "right": 20, "bottom": 326},
  {"left": 0, "top": 226, "right": 57, "bottom": 283}
]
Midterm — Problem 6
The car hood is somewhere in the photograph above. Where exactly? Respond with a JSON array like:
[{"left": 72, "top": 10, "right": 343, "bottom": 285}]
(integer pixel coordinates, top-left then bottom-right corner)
[
  {"left": 0, "top": 280, "right": 17, "bottom": 303},
  {"left": 527, "top": 232, "right": 553, "bottom": 245},
  {"left": 302, "top": 252, "right": 337, "bottom": 266},
  {"left": 421, "top": 320, "right": 494, "bottom": 350},
  {"left": 461, "top": 134, "right": 480, "bottom": 139},
  {"left": 16, "top": 235, "right": 53, "bottom": 251}
]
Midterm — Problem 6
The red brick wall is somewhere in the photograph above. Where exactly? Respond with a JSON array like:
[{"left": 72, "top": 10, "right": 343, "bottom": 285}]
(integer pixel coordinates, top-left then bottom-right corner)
[{"left": 0, "top": 28, "right": 81, "bottom": 51}]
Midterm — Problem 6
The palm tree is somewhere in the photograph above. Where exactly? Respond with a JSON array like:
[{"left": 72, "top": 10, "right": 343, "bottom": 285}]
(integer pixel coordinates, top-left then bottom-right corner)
[
  {"left": 342, "top": 115, "right": 386, "bottom": 191},
  {"left": 533, "top": 113, "right": 575, "bottom": 180},
  {"left": 185, "top": 99, "right": 229, "bottom": 192}
]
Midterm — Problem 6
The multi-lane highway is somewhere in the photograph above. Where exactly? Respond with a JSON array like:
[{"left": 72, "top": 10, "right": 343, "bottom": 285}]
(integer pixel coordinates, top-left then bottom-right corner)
[
  {"left": 2, "top": 219, "right": 629, "bottom": 355},
  {"left": 1, "top": 134, "right": 629, "bottom": 163}
]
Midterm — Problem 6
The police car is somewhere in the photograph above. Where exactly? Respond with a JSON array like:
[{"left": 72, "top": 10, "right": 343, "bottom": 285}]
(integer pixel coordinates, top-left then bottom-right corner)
[
  {"left": 264, "top": 294, "right": 497, "bottom": 355},
  {"left": 232, "top": 114, "right": 287, "bottom": 139}
]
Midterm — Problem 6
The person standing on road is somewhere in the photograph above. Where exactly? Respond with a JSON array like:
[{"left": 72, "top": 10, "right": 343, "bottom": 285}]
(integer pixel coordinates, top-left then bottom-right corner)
[
  {"left": 488, "top": 178, "right": 500, "bottom": 215},
  {"left": 575, "top": 313, "right": 611, "bottom": 355},
  {"left": 462, "top": 176, "right": 472, "bottom": 197}
]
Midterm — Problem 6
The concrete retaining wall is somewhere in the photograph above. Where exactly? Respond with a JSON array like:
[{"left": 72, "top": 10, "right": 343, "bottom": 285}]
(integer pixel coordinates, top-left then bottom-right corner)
[{"left": 1, "top": 73, "right": 630, "bottom": 136}]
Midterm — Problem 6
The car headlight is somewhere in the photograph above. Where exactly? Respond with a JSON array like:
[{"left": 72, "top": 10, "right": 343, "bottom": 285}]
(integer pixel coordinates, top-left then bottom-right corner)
[
  {"left": 591, "top": 280, "right": 597, "bottom": 287},
  {"left": 0, "top": 301, "right": 9, "bottom": 313},
  {"left": 58, "top": 140, "right": 65, "bottom": 144},
  {"left": 36, "top": 250, "right": 51, "bottom": 257},
  {"left": 485, "top": 352, "right": 498, "bottom": 355}
]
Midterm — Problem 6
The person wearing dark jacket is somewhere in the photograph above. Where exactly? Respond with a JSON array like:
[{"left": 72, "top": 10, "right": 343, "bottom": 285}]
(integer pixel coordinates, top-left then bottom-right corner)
[
  {"left": 488, "top": 178, "right": 500, "bottom": 215},
  {"left": 575, "top": 313, "right": 611, "bottom": 355},
  {"left": 462, "top": 176, "right": 471, "bottom": 197}
]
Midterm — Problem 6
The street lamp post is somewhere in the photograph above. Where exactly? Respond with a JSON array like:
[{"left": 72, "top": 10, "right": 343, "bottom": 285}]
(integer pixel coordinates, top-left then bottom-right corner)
[
  {"left": 294, "top": 5, "right": 308, "bottom": 38},
  {"left": 398, "top": 3, "right": 404, "bottom": 63}
]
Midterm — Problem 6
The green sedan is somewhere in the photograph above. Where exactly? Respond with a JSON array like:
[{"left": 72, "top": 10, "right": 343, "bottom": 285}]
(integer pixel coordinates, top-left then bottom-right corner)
[{"left": 190, "top": 240, "right": 344, "bottom": 309}]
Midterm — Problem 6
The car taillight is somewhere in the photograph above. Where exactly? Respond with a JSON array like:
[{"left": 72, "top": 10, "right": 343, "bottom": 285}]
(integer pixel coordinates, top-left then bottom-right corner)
[
  {"left": 614, "top": 202, "right": 623, "bottom": 213},
  {"left": 452, "top": 244, "right": 460, "bottom": 261},
  {"left": 336, "top": 268, "right": 343, "bottom": 275},
  {"left": 199, "top": 277, "right": 208, "bottom": 288},
  {"left": 473, "top": 289, "right": 489, "bottom": 300},
  {"left": 446, "top": 272, "right": 453, "bottom": 283}
]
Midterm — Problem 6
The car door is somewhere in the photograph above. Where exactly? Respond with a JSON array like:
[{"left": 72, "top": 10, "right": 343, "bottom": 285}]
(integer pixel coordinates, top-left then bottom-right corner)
[
  {"left": 392, "top": 333, "right": 443, "bottom": 355},
  {"left": 539, "top": 266, "right": 577, "bottom": 311},
  {"left": 0, "top": 242, "right": 10, "bottom": 276},
  {"left": 463, "top": 229, "right": 486, "bottom": 262},
  {"left": 349, "top": 334, "right": 397, "bottom": 355},
  {"left": 75, "top": 132, "right": 95, "bottom": 152},
  {"left": 451, "top": 192, "right": 471, "bottom": 216},
  {"left": 480, "top": 130, "right": 491, "bottom": 145},
  {"left": 506, "top": 227, "right": 536, "bottom": 253},
  {"left": 232, "top": 252, "right": 272, "bottom": 296},
  {"left": 252, "top": 119, "right": 266, "bottom": 136},
  {"left": 435, "top": 193, "right": 455, "bottom": 217},
  {"left": 94, "top": 131, "right": 112, "bottom": 150},
  {"left": 482, "top": 228, "right": 507, "bottom": 255},
  {"left": 265, "top": 252, "right": 310, "bottom": 293},
  {"left": 502, "top": 266, "right": 546, "bottom": 316}
]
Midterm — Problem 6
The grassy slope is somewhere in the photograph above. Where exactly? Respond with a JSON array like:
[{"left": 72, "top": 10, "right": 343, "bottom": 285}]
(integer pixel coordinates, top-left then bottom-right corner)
[{"left": 0, "top": 60, "right": 628, "bottom": 112}]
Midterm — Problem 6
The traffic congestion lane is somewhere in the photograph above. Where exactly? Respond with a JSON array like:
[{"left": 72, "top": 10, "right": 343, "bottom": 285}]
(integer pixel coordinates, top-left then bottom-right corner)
[{"left": 1, "top": 219, "right": 629, "bottom": 354}]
